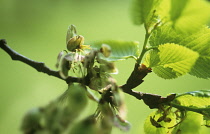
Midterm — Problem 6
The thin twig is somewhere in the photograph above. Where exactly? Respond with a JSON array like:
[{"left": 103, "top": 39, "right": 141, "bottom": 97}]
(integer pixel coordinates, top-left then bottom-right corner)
[{"left": 0, "top": 39, "right": 80, "bottom": 84}]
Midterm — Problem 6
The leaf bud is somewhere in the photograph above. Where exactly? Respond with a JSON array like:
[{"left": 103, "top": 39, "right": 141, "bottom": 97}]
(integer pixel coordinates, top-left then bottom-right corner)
[{"left": 67, "top": 35, "right": 84, "bottom": 51}]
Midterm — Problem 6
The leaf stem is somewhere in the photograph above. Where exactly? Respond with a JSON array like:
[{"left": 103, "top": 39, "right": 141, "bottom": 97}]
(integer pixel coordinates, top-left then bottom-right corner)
[
  {"left": 136, "top": 29, "right": 150, "bottom": 64},
  {"left": 170, "top": 102, "right": 210, "bottom": 115}
]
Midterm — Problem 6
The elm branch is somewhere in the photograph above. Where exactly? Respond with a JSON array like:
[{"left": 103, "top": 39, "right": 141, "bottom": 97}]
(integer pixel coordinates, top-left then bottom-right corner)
[
  {"left": 0, "top": 39, "right": 80, "bottom": 84},
  {"left": 0, "top": 39, "right": 175, "bottom": 109}
]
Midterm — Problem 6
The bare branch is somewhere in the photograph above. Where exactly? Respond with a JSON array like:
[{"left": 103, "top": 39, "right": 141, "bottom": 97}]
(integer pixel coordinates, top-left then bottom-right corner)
[
  {"left": 119, "top": 63, "right": 176, "bottom": 109},
  {"left": 0, "top": 39, "right": 80, "bottom": 84},
  {"left": 120, "top": 85, "right": 176, "bottom": 109}
]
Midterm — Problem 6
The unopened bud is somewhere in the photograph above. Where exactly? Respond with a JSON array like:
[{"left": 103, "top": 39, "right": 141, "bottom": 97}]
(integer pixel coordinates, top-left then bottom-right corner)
[{"left": 67, "top": 35, "right": 84, "bottom": 51}]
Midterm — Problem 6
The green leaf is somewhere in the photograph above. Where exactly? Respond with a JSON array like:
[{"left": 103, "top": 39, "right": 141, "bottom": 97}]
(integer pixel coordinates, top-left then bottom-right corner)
[
  {"left": 170, "top": 0, "right": 189, "bottom": 23},
  {"left": 170, "top": 0, "right": 210, "bottom": 33},
  {"left": 173, "top": 90, "right": 210, "bottom": 108},
  {"left": 144, "top": 43, "right": 199, "bottom": 79},
  {"left": 203, "top": 115, "right": 210, "bottom": 127},
  {"left": 179, "top": 27, "right": 210, "bottom": 78},
  {"left": 130, "top": 0, "right": 157, "bottom": 25},
  {"left": 171, "top": 90, "right": 210, "bottom": 128},
  {"left": 144, "top": 110, "right": 176, "bottom": 134},
  {"left": 171, "top": 111, "right": 203, "bottom": 134},
  {"left": 91, "top": 40, "right": 140, "bottom": 61},
  {"left": 190, "top": 57, "right": 210, "bottom": 79},
  {"left": 130, "top": 0, "right": 170, "bottom": 24},
  {"left": 130, "top": 0, "right": 171, "bottom": 32},
  {"left": 150, "top": 26, "right": 210, "bottom": 79},
  {"left": 149, "top": 25, "right": 180, "bottom": 47}
]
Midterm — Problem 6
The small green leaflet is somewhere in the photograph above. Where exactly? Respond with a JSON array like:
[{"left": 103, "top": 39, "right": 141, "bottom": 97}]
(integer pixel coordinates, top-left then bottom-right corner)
[
  {"left": 144, "top": 110, "right": 176, "bottom": 134},
  {"left": 179, "top": 27, "right": 210, "bottom": 79},
  {"left": 130, "top": 0, "right": 210, "bottom": 33},
  {"left": 149, "top": 24, "right": 180, "bottom": 47},
  {"left": 130, "top": 0, "right": 170, "bottom": 32},
  {"left": 90, "top": 40, "right": 140, "bottom": 61},
  {"left": 171, "top": 90, "right": 210, "bottom": 129},
  {"left": 130, "top": 0, "right": 158, "bottom": 25},
  {"left": 144, "top": 43, "right": 199, "bottom": 79},
  {"left": 172, "top": 90, "right": 210, "bottom": 108},
  {"left": 149, "top": 26, "right": 210, "bottom": 79},
  {"left": 171, "top": 111, "right": 203, "bottom": 134},
  {"left": 169, "top": 0, "right": 210, "bottom": 33},
  {"left": 170, "top": 0, "right": 189, "bottom": 23}
]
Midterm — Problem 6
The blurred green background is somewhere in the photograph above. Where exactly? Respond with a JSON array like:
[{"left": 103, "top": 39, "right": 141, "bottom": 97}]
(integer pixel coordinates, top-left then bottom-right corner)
[{"left": 0, "top": 0, "right": 210, "bottom": 133}]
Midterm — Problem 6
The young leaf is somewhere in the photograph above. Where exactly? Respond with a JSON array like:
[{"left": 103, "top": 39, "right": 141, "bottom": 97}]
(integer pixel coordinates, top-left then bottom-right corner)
[
  {"left": 179, "top": 27, "right": 210, "bottom": 79},
  {"left": 171, "top": 112, "right": 203, "bottom": 134},
  {"left": 150, "top": 26, "right": 210, "bottom": 79},
  {"left": 190, "top": 57, "right": 210, "bottom": 79},
  {"left": 144, "top": 110, "right": 176, "bottom": 134},
  {"left": 203, "top": 115, "right": 210, "bottom": 127},
  {"left": 170, "top": 0, "right": 189, "bottom": 23},
  {"left": 169, "top": 0, "right": 210, "bottom": 33},
  {"left": 144, "top": 43, "right": 199, "bottom": 79},
  {"left": 149, "top": 25, "right": 181, "bottom": 47},
  {"left": 171, "top": 90, "right": 210, "bottom": 127},
  {"left": 130, "top": 0, "right": 157, "bottom": 25},
  {"left": 130, "top": 0, "right": 170, "bottom": 32},
  {"left": 91, "top": 40, "right": 140, "bottom": 61},
  {"left": 172, "top": 90, "right": 210, "bottom": 108}
]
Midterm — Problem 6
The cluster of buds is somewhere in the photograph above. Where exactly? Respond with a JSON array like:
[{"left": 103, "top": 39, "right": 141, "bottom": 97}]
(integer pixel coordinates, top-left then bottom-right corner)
[{"left": 56, "top": 25, "right": 118, "bottom": 82}]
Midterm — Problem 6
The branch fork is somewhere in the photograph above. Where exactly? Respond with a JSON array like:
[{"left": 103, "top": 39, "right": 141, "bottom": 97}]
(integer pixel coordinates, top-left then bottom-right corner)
[{"left": 0, "top": 39, "right": 175, "bottom": 109}]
